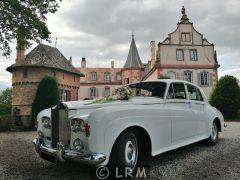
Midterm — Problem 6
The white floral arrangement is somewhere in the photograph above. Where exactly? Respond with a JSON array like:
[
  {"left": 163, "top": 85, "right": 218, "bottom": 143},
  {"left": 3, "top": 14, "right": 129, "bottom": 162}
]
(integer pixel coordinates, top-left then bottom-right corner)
[{"left": 89, "top": 86, "right": 133, "bottom": 104}]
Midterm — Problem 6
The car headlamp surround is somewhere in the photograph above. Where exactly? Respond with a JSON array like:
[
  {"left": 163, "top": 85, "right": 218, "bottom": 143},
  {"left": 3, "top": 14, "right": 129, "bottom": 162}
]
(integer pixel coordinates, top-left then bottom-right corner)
[
  {"left": 41, "top": 116, "right": 51, "bottom": 128},
  {"left": 71, "top": 118, "right": 86, "bottom": 133}
]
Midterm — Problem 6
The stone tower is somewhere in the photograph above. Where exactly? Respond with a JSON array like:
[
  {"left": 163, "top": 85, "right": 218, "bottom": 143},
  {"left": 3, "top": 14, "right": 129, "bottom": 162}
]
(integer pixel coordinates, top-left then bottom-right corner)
[
  {"left": 122, "top": 35, "right": 143, "bottom": 85},
  {"left": 6, "top": 44, "right": 83, "bottom": 126}
]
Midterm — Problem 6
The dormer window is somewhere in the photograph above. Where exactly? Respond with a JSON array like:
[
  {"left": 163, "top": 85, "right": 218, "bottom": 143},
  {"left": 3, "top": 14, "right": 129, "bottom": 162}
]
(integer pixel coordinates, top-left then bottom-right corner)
[
  {"left": 104, "top": 72, "right": 110, "bottom": 81},
  {"left": 116, "top": 72, "right": 121, "bottom": 81},
  {"left": 181, "top": 32, "right": 191, "bottom": 42},
  {"left": 91, "top": 72, "right": 97, "bottom": 81}
]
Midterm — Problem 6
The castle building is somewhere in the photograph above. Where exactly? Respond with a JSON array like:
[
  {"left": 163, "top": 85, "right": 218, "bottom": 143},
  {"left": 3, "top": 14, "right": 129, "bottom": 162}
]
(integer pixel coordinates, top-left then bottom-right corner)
[
  {"left": 77, "top": 58, "right": 122, "bottom": 100},
  {"left": 143, "top": 6, "right": 219, "bottom": 97},
  {"left": 6, "top": 7, "right": 219, "bottom": 122},
  {"left": 6, "top": 44, "right": 83, "bottom": 124}
]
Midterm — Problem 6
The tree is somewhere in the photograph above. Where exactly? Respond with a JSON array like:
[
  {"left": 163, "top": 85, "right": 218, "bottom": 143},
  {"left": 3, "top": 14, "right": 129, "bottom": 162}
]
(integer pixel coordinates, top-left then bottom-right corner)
[
  {"left": 0, "top": 0, "right": 62, "bottom": 56},
  {"left": 32, "top": 76, "right": 60, "bottom": 119},
  {"left": 210, "top": 75, "right": 240, "bottom": 119},
  {"left": 0, "top": 88, "right": 12, "bottom": 115},
  {"left": 0, "top": 88, "right": 12, "bottom": 105}
]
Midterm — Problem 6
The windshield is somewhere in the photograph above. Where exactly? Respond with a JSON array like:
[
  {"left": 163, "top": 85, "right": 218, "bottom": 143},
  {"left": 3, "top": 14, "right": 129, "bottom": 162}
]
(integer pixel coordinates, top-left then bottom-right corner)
[{"left": 127, "top": 82, "right": 167, "bottom": 98}]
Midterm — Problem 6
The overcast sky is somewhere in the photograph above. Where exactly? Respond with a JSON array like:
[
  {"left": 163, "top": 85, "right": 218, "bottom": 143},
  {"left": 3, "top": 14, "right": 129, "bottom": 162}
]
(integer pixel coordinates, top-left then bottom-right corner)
[{"left": 1, "top": 0, "right": 240, "bottom": 91}]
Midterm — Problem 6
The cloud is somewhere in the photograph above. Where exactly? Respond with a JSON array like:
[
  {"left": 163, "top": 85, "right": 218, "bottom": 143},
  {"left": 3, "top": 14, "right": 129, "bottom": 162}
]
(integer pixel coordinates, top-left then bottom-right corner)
[
  {"left": 219, "top": 68, "right": 240, "bottom": 79},
  {"left": 0, "top": 0, "right": 240, "bottom": 87}
]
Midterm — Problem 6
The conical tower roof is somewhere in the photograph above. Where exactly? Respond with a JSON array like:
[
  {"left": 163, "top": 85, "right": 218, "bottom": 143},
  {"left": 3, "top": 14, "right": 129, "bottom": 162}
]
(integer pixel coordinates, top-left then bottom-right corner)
[{"left": 123, "top": 35, "right": 143, "bottom": 69}]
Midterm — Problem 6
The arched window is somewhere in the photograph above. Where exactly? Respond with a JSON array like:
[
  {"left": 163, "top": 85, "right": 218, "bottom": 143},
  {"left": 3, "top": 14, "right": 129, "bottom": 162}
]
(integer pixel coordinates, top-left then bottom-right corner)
[
  {"left": 166, "top": 71, "right": 176, "bottom": 79},
  {"left": 104, "top": 72, "right": 110, "bottom": 81},
  {"left": 104, "top": 87, "right": 110, "bottom": 97},
  {"left": 91, "top": 72, "right": 97, "bottom": 81},
  {"left": 90, "top": 87, "right": 97, "bottom": 98}
]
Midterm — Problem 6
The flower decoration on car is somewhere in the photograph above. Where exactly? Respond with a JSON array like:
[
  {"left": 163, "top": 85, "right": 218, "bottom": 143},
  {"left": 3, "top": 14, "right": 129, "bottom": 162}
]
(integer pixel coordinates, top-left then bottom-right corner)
[{"left": 89, "top": 86, "right": 133, "bottom": 104}]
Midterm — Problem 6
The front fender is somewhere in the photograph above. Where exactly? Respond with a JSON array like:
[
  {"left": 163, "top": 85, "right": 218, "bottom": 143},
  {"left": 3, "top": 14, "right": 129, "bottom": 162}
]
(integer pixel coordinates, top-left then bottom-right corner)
[{"left": 87, "top": 104, "right": 170, "bottom": 165}]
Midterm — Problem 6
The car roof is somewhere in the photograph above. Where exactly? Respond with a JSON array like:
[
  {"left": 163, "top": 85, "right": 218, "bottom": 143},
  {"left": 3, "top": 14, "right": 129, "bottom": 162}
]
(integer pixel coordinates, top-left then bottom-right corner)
[{"left": 129, "top": 79, "right": 197, "bottom": 86}]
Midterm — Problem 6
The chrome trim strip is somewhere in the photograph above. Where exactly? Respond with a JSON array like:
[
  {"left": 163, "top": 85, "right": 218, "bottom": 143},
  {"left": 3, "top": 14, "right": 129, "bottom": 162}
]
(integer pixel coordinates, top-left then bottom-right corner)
[{"left": 33, "top": 138, "right": 106, "bottom": 165}]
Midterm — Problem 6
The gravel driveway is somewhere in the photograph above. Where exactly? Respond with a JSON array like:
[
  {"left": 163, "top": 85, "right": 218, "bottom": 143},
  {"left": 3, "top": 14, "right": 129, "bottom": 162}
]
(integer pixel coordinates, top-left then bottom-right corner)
[{"left": 0, "top": 122, "right": 240, "bottom": 180}]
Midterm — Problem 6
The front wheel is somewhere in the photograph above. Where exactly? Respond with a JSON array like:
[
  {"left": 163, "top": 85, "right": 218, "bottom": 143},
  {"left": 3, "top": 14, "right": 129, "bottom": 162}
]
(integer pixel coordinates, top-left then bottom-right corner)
[
  {"left": 206, "top": 120, "right": 219, "bottom": 145},
  {"left": 108, "top": 130, "right": 139, "bottom": 176}
]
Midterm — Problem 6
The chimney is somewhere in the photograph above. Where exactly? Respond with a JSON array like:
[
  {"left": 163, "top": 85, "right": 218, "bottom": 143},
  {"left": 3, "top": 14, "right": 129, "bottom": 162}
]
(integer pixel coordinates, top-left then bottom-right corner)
[
  {"left": 81, "top": 57, "right": 86, "bottom": 68},
  {"left": 150, "top": 41, "right": 156, "bottom": 68},
  {"left": 111, "top": 60, "right": 114, "bottom": 68},
  {"left": 16, "top": 47, "right": 25, "bottom": 63},
  {"left": 69, "top": 56, "right": 72, "bottom": 64}
]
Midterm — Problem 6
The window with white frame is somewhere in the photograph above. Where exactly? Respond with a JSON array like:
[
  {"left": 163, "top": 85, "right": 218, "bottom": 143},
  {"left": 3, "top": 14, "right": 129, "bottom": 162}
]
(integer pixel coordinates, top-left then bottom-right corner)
[
  {"left": 176, "top": 49, "right": 184, "bottom": 61},
  {"left": 91, "top": 72, "right": 97, "bottom": 81},
  {"left": 200, "top": 72, "right": 209, "bottom": 86},
  {"left": 116, "top": 72, "right": 121, "bottom": 81},
  {"left": 90, "top": 87, "right": 97, "bottom": 97},
  {"left": 104, "top": 72, "right": 110, "bottom": 81},
  {"left": 125, "top": 78, "right": 129, "bottom": 84},
  {"left": 190, "top": 49, "right": 197, "bottom": 61},
  {"left": 184, "top": 71, "right": 193, "bottom": 82},
  {"left": 104, "top": 87, "right": 110, "bottom": 97}
]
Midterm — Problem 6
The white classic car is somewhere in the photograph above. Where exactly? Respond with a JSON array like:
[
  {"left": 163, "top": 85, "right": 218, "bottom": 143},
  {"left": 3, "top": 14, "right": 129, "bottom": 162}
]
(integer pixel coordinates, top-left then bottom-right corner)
[{"left": 33, "top": 80, "right": 225, "bottom": 172}]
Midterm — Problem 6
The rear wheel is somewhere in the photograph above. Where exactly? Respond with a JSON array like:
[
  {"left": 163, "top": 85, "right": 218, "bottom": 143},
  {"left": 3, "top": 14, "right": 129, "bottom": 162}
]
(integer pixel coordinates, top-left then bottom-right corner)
[{"left": 206, "top": 120, "right": 219, "bottom": 145}]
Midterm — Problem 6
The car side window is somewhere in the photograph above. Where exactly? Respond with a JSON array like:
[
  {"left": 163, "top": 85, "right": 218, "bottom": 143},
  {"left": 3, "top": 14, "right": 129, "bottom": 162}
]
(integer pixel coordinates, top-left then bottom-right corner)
[
  {"left": 186, "top": 84, "right": 204, "bottom": 101},
  {"left": 167, "top": 83, "right": 187, "bottom": 99},
  {"left": 167, "top": 84, "right": 174, "bottom": 99}
]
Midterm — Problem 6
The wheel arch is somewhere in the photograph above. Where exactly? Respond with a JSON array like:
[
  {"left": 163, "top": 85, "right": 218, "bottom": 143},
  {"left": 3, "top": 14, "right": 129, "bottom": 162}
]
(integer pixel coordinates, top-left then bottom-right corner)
[
  {"left": 214, "top": 117, "right": 222, "bottom": 132},
  {"left": 109, "top": 125, "right": 152, "bottom": 161}
]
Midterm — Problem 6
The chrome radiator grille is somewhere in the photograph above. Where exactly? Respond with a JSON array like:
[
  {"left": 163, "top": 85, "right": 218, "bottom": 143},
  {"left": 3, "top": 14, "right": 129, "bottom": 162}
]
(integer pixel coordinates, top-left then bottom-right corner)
[
  {"left": 58, "top": 109, "right": 70, "bottom": 146},
  {"left": 51, "top": 107, "right": 70, "bottom": 148}
]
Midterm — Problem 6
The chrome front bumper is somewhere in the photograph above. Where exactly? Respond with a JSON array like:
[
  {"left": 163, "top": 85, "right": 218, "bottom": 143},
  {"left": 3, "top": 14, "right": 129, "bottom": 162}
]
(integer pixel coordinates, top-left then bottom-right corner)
[{"left": 33, "top": 138, "right": 106, "bottom": 165}]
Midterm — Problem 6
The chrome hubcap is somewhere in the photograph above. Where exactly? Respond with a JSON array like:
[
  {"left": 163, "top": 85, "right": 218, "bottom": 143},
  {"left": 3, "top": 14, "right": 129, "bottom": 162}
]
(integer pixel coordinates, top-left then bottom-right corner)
[
  {"left": 125, "top": 134, "right": 138, "bottom": 170},
  {"left": 211, "top": 123, "right": 217, "bottom": 140}
]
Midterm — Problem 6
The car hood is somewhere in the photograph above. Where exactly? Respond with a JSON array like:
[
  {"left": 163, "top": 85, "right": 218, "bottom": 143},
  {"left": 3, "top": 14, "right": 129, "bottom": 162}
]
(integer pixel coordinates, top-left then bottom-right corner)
[{"left": 60, "top": 96, "right": 164, "bottom": 110}]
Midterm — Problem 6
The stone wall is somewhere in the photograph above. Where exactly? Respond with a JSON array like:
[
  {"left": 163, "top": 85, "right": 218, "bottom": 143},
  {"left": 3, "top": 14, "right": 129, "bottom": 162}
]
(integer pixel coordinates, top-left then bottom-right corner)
[
  {"left": 121, "top": 68, "right": 142, "bottom": 85},
  {"left": 12, "top": 67, "right": 80, "bottom": 117}
]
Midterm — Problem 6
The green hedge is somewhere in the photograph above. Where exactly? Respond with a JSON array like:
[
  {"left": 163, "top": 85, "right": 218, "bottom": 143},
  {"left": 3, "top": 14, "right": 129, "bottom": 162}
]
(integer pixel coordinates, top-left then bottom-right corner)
[
  {"left": 210, "top": 75, "right": 240, "bottom": 119},
  {"left": 0, "top": 104, "right": 11, "bottom": 115},
  {"left": 32, "top": 76, "right": 60, "bottom": 119}
]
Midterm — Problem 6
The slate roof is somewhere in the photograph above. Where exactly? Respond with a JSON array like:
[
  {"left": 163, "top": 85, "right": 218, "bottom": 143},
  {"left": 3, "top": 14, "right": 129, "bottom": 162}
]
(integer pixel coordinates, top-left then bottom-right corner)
[
  {"left": 6, "top": 44, "right": 84, "bottom": 76},
  {"left": 123, "top": 36, "right": 143, "bottom": 69}
]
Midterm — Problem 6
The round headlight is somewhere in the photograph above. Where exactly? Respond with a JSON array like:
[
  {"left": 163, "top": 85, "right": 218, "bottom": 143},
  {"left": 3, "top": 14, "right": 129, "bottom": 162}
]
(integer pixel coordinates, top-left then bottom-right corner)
[
  {"left": 71, "top": 118, "right": 85, "bottom": 132},
  {"left": 38, "top": 130, "right": 44, "bottom": 139},
  {"left": 73, "top": 138, "right": 84, "bottom": 151},
  {"left": 41, "top": 116, "right": 51, "bottom": 128}
]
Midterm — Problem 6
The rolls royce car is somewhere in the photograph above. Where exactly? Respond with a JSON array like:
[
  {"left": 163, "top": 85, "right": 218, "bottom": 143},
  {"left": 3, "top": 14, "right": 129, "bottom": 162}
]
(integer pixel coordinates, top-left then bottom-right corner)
[{"left": 33, "top": 80, "right": 225, "bottom": 172}]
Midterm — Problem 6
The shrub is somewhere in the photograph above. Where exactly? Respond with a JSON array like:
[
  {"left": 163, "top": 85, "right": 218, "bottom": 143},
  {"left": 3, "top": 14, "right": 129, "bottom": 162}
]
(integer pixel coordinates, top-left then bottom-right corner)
[
  {"left": 0, "top": 114, "right": 11, "bottom": 131},
  {"left": 0, "top": 88, "right": 12, "bottom": 105},
  {"left": 0, "top": 104, "right": 11, "bottom": 115},
  {"left": 32, "top": 76, "right": 60, "bottom": 119},
  {"left": 210, "top": 75, "right": 240, "bottom": 119}
]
